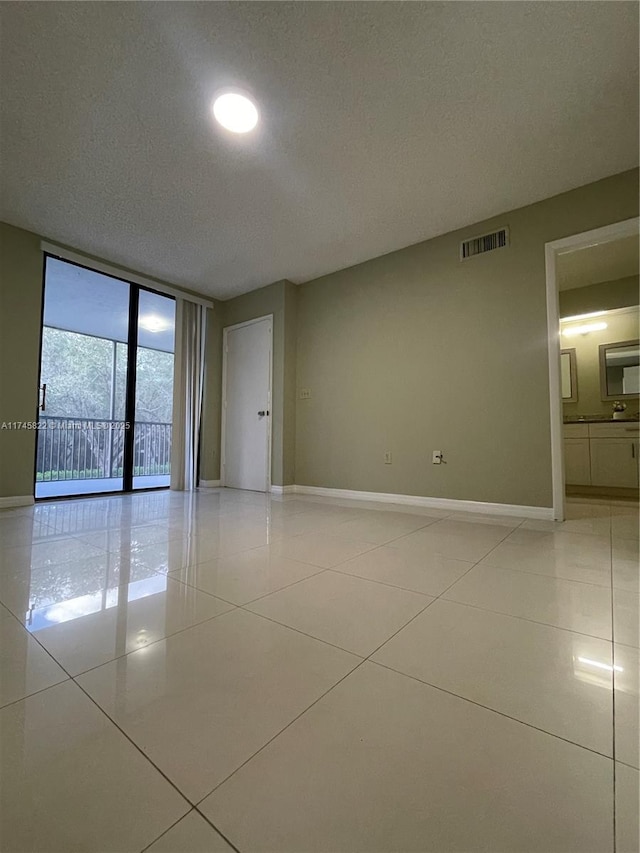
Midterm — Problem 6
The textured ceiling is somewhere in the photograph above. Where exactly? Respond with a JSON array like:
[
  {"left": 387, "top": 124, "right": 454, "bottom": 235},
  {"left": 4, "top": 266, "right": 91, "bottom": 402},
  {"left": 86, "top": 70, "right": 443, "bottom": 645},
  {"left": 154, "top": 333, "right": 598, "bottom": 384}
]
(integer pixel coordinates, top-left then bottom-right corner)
[
  {"left": 0, "top": 2, "right": 638, "bottom": 300},
  {"left": 557, "top": 235, "right": 640, "bottom": 291}
]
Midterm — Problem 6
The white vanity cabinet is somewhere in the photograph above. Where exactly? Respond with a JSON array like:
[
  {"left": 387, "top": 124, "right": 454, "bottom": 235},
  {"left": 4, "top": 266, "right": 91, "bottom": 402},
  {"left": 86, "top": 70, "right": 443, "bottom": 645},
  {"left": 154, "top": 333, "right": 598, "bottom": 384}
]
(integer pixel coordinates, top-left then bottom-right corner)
[
  {"left": 588, "top": 423, "right": 639, "bottom": 488},
  {"left": 564, "top": 422, "right": 639, "bottom": 488},
  {"left": 563, "top": 424, "right": 591, "bottom": 485}
]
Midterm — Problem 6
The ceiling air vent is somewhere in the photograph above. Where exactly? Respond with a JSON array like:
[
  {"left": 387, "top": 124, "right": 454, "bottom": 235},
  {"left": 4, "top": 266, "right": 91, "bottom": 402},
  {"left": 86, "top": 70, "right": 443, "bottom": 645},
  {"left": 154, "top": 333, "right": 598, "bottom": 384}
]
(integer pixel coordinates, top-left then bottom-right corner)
[{"left": 460, "top": 227, "right": 509, "bottom": 260}]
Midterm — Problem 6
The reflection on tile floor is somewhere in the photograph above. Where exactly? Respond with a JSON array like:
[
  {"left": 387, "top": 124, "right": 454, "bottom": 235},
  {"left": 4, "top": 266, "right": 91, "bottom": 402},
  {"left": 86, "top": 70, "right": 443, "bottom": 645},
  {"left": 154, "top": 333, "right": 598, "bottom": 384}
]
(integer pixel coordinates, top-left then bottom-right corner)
[{"left": 0, "top": 488, "right": 637, "bottom": 851}]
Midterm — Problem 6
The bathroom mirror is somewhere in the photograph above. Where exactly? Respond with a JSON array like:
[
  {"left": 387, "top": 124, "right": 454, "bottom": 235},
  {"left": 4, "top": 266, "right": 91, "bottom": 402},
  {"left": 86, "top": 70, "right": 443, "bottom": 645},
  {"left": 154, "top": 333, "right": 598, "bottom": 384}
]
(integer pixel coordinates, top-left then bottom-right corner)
[
  {"left": 560, "top": 349, "right": 577, "bottom": 402},
  {"left": 599, "top": 339, "right": 640, "bottom": 400}
]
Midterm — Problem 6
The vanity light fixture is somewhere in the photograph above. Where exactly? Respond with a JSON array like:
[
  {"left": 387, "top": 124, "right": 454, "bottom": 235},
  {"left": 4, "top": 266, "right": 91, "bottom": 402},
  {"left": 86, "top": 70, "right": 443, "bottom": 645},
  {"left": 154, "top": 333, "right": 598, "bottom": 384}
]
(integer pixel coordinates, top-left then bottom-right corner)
[
  {"left": 561, "top": 310, "right": 607, "bottom": 323},
  {"left": 213, "top": 91, "right": 259, "bottom": 133},
  {"left": 562, "top": 321, "right": 608, "bottom": 338}
]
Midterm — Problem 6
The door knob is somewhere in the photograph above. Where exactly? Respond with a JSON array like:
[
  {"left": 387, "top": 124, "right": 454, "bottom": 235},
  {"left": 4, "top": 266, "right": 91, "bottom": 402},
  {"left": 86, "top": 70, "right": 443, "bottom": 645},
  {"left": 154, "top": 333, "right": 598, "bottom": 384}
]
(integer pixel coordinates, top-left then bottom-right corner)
[{"left": 258, "top": 410, "right": 269, "bottom": 417}]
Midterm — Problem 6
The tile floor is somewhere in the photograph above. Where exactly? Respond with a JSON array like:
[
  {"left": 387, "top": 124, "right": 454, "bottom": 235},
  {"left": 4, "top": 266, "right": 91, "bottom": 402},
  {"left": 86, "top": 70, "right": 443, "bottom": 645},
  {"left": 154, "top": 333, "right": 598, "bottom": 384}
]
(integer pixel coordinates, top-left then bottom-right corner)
[{"left": 0, "top": 488, "right": 637, "bottom": 852}]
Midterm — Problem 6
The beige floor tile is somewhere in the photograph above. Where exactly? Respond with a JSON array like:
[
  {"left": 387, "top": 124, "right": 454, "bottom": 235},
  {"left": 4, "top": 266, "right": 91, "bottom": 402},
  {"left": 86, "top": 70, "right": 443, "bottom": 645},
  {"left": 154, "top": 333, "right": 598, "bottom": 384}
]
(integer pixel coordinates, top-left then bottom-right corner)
[
  {"left": 391, "top": 520, "right": 510, "bottom": 562},
  {"left": 336, "top": 545, "right": 473, "bottom": 596},
  {"left": 3, "top": 487, "right": 624, "bottom": 851},
  {"left": 0, "top": 515, "right": 57, "bottom": 549},
  {"left": 183, "top": 529, "right": 272, "bottom": 561},
  {"left": 565, "top": 502, "right": 612, "bottom": 519},
  {"left": 374, "top": 599, "right": 614, "bottom": 756},
  {"left": 615, "top": 763, "right": 640, "bottom": 853},
  {"left": 0, "top": 537, "right": 107, "bottom": 574},
  {"left": 0, "top": 551, "right": 159, "bottom": 620},
  {"left": 145, "top": 811, "right": 234, "bottom": 853},
  {"left": 133, "top": 538, "right": 208, "bottom": 574},
  {"left": 75, "top": 523, "right": 186, "bottom": 552},
  {"left": 0, "top": 605, "right": 67, "bottom": 708},
  {"left": 441, "top": 511, "right": 524, "bottom": 527},
  {"left": 0, "top": 680, "right": 189, "bottom": 852},
  {"left": 613, "top": 539, "right": 640, "bottom": 592},
  {"left": 520, "top": 515, "right": 611, "bottom": 537},
  {"left": 259, "top": 511, "right": 346, "bottom": 540},
  {"left": 247, "top": 569, "right": 432, "bottom": 656},
  {"left": 332, "top": 512, "right": 437, "bottom": 544},
  {"left": 443, "top": 563, "right": 612, "bottom": 639},
  {"left": 267, "top": 530, "right": 378, "bottom": 568},
  {"left": 201, "top": 662, "right": 614, "bottom": 853},
  {"left": 413, "top": 518, "right": 513, "bottom": 541},
  {"left": 614, "top": 644, "right": 639, "bottom": 770},
  {"left": 169, "top": 547, "right": 323, "bottom": 605},
  {"left": 477, "top": 540, "right": 612, "bottom": 586},
  {"left": 614, "top": 589, "right": 640, "bottom": 648},
  {"left": 77, "top": 608, "right": 359, "bottom": 803},
  {"left": 611, "top": 510, "right": 640, "bottom": 541},
  {"left": 504, "top": 527, "right": 611, "bottom": 556},
  {"left": 29, "top": 575, "right": 233, "bottom": 675}
]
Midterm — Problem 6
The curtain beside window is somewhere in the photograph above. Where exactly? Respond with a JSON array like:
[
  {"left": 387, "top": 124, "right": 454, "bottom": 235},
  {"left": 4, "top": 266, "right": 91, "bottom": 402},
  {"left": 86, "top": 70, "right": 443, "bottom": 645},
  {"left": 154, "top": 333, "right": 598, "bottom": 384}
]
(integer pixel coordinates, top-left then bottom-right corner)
[{"left": 170, "top": 299, "right": 207, "bottom": 491}]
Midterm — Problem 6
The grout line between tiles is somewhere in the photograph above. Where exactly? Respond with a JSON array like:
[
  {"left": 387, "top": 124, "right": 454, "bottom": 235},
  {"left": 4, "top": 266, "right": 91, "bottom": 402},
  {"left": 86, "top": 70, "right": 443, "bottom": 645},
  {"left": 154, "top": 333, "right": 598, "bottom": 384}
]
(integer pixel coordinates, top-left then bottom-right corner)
[
  {"left": 237, "top": 567, "right": 329, "bottom": 607},
  {"left": 6, "top": 624, "right": 196, "bottom": 819},
  {"left": 195, "top": 810, "right": 243, "bottom": 853},
  {"left": 3, "top": 490, "right": 628, "bottom": 853},
  {"left": 139, "top": 808, "right": 242, "bottom": 853},
  {"left": 369, "top": 658, "right": 616, "bottom": 763},
  {"left": 188, "top": 527, "right": 525, "bottom": 806},
  {"left": 239, "top": 596, "right": 367, "bottom": 659},
  {"left": 0, "top": 673, "right": 70, "bottom": 712},
  {"left": 138, "top": 810, "right": 196, "bottom": 853},
  {"left": 435, "top": 596, "right": 613, "bottom": 643},
  {"left": 192, "top": 657, "right": 369, "bottom": 808},
  {"left": 477, "top": 553, "right": 615, "bottom": 590}
]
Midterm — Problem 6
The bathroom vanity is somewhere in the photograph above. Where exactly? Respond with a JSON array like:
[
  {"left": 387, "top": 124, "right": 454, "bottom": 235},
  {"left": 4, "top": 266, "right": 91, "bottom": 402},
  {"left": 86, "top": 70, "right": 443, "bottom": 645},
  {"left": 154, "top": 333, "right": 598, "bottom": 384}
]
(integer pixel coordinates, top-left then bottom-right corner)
[{"left": 564, "top": 420, "right": 639, "bottom": 489}]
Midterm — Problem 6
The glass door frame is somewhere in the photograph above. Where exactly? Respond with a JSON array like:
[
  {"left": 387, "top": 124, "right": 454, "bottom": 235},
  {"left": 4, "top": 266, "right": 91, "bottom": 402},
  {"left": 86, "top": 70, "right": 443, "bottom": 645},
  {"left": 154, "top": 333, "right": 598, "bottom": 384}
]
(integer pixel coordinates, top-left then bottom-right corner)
[{"left": 34, "top": 253, "right": 176, "bottom": 501}]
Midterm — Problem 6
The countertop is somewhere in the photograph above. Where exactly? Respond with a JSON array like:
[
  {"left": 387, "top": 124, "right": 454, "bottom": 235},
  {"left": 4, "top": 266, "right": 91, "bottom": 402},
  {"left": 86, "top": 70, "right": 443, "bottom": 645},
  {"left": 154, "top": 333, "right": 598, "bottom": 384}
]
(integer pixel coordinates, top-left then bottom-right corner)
[{"left": 564, "top": 417, "right": 639, "bottom": 424}]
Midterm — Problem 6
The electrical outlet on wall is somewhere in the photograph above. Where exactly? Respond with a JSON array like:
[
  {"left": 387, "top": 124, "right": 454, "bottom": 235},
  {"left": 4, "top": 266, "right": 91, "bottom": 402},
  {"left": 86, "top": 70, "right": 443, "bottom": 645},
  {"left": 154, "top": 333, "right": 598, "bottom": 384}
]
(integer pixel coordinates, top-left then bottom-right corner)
[
  {"left": 384, "top": 451, "right": 392, "bottom": 464},
  {"left": 299, "top": 388, "right": 311, "bottom": 399}
]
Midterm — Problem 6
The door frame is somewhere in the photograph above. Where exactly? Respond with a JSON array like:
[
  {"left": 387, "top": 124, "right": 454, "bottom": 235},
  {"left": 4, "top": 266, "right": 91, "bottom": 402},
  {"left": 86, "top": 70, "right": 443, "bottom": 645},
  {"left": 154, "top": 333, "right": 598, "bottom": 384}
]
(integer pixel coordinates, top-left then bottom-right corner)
[
  {"left": 544, "top": 216, "right": 639, "bottom": 521},
  {"left": 221, "top": 314, "right": 273, "bottom": 492}
]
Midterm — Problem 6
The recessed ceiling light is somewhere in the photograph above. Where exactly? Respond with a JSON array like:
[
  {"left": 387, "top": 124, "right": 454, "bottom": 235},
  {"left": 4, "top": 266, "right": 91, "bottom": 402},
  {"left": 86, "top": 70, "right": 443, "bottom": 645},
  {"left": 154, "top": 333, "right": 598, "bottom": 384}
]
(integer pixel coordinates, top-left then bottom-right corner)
[{"left": 213, "top": 92, "right": 259, "bottom": 134}]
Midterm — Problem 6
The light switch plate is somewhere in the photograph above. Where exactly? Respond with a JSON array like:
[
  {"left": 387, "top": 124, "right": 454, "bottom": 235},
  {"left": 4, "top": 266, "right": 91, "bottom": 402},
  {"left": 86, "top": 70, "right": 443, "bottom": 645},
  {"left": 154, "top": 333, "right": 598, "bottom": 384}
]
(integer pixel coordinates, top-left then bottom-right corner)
[{"left": 384, "top": 451, "right": 392, "bottom": 464}]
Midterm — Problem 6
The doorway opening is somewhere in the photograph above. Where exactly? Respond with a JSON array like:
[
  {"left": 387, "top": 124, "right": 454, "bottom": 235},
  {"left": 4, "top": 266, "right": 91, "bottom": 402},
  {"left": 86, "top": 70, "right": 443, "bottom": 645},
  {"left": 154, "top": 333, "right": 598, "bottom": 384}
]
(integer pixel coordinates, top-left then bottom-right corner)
[
  {"left": 35, "top": 256, "right": 176, "bottom": 499},
  {"left": 545, "top": 218, "right": 639, "bottom": 519}
]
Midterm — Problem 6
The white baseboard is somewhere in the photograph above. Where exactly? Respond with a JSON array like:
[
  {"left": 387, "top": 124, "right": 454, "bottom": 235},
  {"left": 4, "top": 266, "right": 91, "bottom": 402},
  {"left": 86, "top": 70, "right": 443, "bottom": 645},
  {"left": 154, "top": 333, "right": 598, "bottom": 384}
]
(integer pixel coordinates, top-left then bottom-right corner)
[
  {"left": 0, "top": 495, "right": 35, "bottom": 509},
  {"left": 270, "top": 485, "right": 296, "bottom": 496},
  {"left": 292, "top": 485, "right": 554, "bottom": 520},
  {"left": 199, "top": 479, "right": 221, "bottom": 488}
]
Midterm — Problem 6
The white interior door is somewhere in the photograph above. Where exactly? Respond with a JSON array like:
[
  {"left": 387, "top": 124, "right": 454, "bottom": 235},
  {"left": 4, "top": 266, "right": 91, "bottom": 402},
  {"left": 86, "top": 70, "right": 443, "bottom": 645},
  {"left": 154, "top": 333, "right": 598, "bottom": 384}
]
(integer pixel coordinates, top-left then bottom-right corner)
[{"left": 223, "top": 317, "right": 272, "bottom": 491}]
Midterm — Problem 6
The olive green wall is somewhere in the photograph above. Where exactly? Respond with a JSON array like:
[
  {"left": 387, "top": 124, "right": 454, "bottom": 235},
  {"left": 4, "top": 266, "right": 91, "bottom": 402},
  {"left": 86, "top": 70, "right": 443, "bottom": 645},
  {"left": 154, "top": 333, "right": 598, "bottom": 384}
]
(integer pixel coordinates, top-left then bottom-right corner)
[
  {"left": 0, "top": 221, "right": 223, "bottom": 499},
  {"left": 562, "top": 308, "right": 639, "bottom": 419},
  {"left": 2, "top": 169, "right": 638, "bottom": 505},
  {"left": 214, "top": 280, "right": 296, "bottom": 487},
  {"left": 282, "top": 280, "right": 298, "bottom": 486},
  {"left": 0, "top": 224, "right": 44, "bottom": 499},
  {"left": 559, "top": 276, "right": 639, "bottom": 318},
  {"left": 294, "top": 169, "right": 639, "bottom": 508}
]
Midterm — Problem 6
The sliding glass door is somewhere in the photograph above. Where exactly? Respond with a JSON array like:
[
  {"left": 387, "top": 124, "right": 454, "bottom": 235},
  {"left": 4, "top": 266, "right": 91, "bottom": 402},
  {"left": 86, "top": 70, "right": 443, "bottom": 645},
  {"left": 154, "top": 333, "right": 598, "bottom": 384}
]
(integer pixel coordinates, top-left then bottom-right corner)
[
  {"left": 35, "top": 257, "right": 175, "bottom": 499},
  {"left": 133, "top": 289, "right": 175, "bottom": 490}
]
